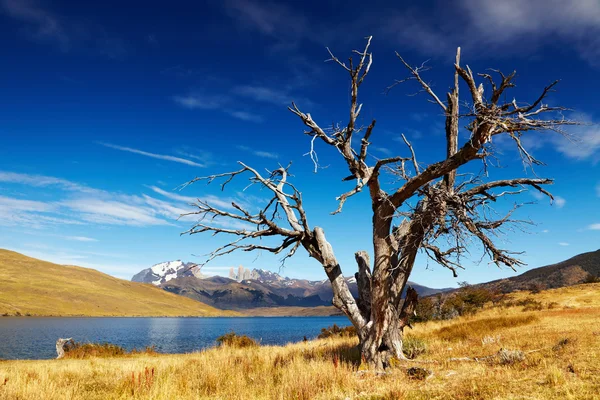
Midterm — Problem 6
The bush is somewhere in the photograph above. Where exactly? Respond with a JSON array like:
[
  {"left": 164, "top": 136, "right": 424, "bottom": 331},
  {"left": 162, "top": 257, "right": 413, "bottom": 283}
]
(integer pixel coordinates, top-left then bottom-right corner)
[
  {"left": 402, "top": 335, "right": 427, "bottom": 359},
  {"left": 412, "top": 283, "right": 497, "bottom": 323},
  {"left": 215, "top": 332, "right": 258, "bottom": 348},
  {"left": 583, "top": 274, "right": 600, "bottom": 284},
  {"left": 62, "top": 342, "right": 157, "bottom": 359},
  {"left": 515, "top": 297, "right": 544, "bottom": 312},
  {"left": 317, "top": 324, "right": 357, "bottom": 339}
]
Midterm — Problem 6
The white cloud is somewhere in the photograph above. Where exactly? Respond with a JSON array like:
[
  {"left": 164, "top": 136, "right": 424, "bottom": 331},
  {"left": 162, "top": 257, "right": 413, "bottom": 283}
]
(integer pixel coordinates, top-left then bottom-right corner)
[
  {"left": 0, "top": 171, "right": 212, "bottom": 228},
  {"left": 589, "top": 223, "right": 600, "bottom": 230},
  {"left": 227, "top": 110, "right": 263, "bottom": 123},
  {"left": 553, "top": 196, "right": 566, "bottom": 208},
  {"left": 173, "top": 93, "right": 263, "bottom": 123},
  {"left": 237, "top": 145, "right": 278, "bottom": 159},
  {"left": 597, "top": 182, "right": 600, "bottom": 197},
  {"left": 1, "top": 0, "right": 69, "bottom": 49},
  {"left": 172, "top": 94, "right": 227, "bottom": 110},
  {"left": 65, "top": 236, "right": 97, "bottom": 242},
  {"left": 61, "top": 197, "right": 173, "bottom": 227},
  {"left": 370, "top": 146, "right": 393, "bottom": 156},
  {"left": 232, "top": 85, "right": 314, "bottom": 109},
  {"left": 98, "top": 142, "right": 206, "bottom": 167},
  {"left": 552, "top": 121, "right": 600, "bottom": 161},
  {"left": 381, "top": 0, "right": 600, "bottom": 66},
  {"left": 558, "top": 242, "right": 570, "bottom": 246},
  {"left": 148, "top": 186, "right": 236, "bottom": 211},
  {"left": 0, "top": 171, "right": 95, "bottom": 193},
  {"left": 0, "top": 0, "right": 125, "bottom": 58}
]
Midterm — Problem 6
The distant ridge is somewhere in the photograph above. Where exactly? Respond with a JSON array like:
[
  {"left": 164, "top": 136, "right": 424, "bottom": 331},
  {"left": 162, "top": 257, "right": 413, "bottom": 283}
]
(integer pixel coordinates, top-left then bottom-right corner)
[
  {"left": 0, "top": 249, "right": 237, "bottom": 317},
  {"left": 474, "top": 249, "right": 600, "bottom": 293}
]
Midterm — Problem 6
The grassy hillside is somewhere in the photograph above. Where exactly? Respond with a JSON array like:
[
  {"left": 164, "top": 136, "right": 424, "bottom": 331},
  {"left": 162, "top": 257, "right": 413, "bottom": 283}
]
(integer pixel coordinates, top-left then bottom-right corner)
[
  {"left": 1, "top": 283, "right": 599, "bottom": 399},
  {"left": 477, "top": 249, "right": 600, "bottom": 293},
  {"left": 0, "top": 249, "right": 238, "bottom": 317}
]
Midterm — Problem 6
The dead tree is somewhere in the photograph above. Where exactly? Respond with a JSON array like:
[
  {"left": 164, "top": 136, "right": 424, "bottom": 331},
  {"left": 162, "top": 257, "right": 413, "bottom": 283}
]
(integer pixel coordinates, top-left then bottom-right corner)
[{"left": 181, "top": 37, "right": 576, "bottom": 368}]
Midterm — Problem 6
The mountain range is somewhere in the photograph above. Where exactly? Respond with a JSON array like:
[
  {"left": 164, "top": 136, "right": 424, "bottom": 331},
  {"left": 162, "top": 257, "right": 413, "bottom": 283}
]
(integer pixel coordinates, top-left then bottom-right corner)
[
  {"left": 131, "top": 262, "right": 450, "bottom": 310},
  {"left": 131, "top": 249, "right": 600, "bottom": 311}
]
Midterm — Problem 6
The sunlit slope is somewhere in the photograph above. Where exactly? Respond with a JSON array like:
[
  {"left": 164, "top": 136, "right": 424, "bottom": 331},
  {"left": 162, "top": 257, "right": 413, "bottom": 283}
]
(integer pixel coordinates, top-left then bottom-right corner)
[{"left": 0, "top": 249, "right": 238, "bottom": 317}]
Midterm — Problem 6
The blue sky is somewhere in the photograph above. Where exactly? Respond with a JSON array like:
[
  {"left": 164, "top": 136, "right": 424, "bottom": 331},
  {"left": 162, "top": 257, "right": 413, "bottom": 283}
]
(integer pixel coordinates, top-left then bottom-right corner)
[{"left": 0, "top": 0, "right": 599, "bottom": 287}]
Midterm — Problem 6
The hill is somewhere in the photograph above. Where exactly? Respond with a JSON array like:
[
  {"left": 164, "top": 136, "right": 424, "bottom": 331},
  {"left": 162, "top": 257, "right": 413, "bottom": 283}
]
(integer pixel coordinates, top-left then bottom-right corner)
[
  {"left": 0, "top": 249, "right": 237, "bottom": 317},
  {"left": 475, "top": 249, "right": 600, "bottom": 293}
]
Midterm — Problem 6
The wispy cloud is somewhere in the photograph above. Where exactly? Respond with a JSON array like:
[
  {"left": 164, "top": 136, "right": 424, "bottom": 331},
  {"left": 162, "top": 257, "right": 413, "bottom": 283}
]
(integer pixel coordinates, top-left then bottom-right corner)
[
  {"left": 554, "top": 196, "right": 566, "bottom": 209},
  {"left": 237, "top": 145, "right": 278, "bottom": 159},
  {"left": 98, "top": 142, "right": 207, "bottom": 167},
  {"left": 0, "top": 171, "right": 95, "bottom": 192},
  {"left": 589, "top": 223, "right": 600, "bottom": 230},
  {"left": 60, "top": 198, "right": 172, "bottom": 226},
  {"left": 232, "top": 85, "right": 314, "bottom": 109},
  {"left": 370, "top": 146, "right": 393, "bottom": 156},
  {"left": 228, "top": 110, "right": 263, "bottom": 123},
  {"left": 172, "top": 94, "right": 227, "bottom": 110},
  {"left": 0, "top": 0, "right": 125, "bottom": 58},
  {"left": 172, "top": 93, "right": 263, "bottom": 123},
  {"left": 1, "top": 0, "right": 69, "bottom": 49},
  {"left": 379, "top": 0, "right": 600, "bottom": 66},
  {"left": 149, "top": 185, "right": 238, "bottom": 211},
  {"left": 0, "top": 171, "right": 204, "bottom": 228},
  {"left": 65, "top": 236, "right": 98, "bottom": 242},
  {"left": 558, "top": 242, "right": 570, "bottom": 246},
  {"left": 552, "top": 121, "right": 600, "bottom": 161}
]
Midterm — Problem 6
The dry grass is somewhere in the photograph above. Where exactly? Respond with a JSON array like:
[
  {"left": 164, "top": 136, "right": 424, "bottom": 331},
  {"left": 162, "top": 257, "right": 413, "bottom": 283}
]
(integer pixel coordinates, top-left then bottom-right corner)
[
  {"left": 1, "top": 283, "right": 600, "bottom": 399},
  {"left": 0, "top": 249, "right": 238, "bottom": 317}
]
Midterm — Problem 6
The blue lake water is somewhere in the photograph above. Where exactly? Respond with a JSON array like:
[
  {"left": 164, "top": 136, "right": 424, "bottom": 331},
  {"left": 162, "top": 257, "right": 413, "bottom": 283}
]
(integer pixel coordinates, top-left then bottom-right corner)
[{"left": 0, "top": 316, "right": 351, "bottom": 360}]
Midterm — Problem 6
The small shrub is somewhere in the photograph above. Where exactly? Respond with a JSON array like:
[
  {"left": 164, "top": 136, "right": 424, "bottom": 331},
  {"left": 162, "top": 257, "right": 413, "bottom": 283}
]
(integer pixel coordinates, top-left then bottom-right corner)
[
  {"left": 496, "top": 349, "right": 525, "bottom": 365},
  {"left": 528, "top": 282, "right": 545, "bottom": 294},
  {"left": 552, "top": 337, "right": 576, "bottom": 352},
  {"left": 402, "top": 335, "right": 427, "bottom": 359},
  {"left": 215, "top": 332, "right": 258, "bottom": 348},
  {"left": 583, "top": 273, "right": 600, "bottom": 284},
  {"left": 317, "top": 324, "right": 356, "bottom": 339},
  {"left": 515, "top": 297, "right": 544, "bottom": 312},
  {"left": 62, "top": 342, "right": 156, "bottom": 359},
  {"left": 405, "top": 367, "right": 432, "bottom": 380}
]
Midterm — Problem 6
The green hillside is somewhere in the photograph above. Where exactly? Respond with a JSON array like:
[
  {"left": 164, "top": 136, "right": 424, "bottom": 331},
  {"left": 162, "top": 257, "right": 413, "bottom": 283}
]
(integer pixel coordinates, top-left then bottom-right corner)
[{"left": 0, "top": 249, "right": 238, "bottom": 317}]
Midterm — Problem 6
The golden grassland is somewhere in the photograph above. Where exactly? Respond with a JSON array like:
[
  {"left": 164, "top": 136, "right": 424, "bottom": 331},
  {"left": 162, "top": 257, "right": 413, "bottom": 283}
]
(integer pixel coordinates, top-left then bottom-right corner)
[
  {"left": 1, "top": 284, "right": 599, "bottom": 399},
  {"left": 0, "top": 249, "right": 238, "bottom": 317}
]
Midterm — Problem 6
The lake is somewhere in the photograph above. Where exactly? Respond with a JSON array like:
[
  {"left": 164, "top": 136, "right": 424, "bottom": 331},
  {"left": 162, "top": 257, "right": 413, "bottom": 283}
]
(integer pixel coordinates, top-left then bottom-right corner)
[{"left": 0, "top": 316, "right": 351, "bottom": 360}]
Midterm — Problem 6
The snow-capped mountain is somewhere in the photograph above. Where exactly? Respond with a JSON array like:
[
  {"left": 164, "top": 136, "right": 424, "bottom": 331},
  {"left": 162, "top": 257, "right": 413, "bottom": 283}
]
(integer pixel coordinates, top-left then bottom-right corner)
[
  {"left": 131, "top": 260, "right": 203, "bottom": 285},
  {"left": 132, "top": 262, "right": 450, "bottom": 309}
]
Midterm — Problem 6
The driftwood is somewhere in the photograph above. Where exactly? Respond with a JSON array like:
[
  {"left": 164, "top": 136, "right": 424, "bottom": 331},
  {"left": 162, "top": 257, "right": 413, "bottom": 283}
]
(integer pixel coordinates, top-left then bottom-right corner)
[{"left": 56, "top": 338, "right": 73, "bottom": 359}]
